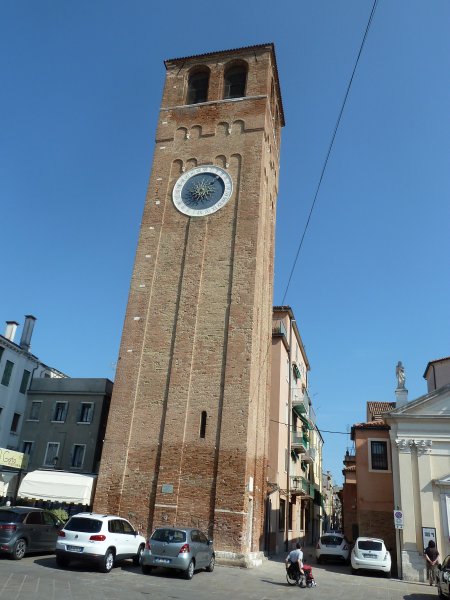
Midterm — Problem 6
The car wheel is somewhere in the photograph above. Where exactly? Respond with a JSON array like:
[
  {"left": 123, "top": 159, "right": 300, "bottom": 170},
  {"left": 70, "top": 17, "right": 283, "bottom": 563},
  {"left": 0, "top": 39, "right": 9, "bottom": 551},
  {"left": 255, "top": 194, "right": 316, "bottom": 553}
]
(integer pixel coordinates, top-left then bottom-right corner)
[
  {"left": 184, "top": 559, "right": 195, "bottom": 580},
  {"left": 205, "top": 554, "right": 215, "bottom": 573},
  {"left": 133, "top": 544, "right": 145, "bottom": 566},
  {"left": 141, "top": 564, "right": 153, "bottom": 575},
  {"left": 100, "top": 548, "right": 115, "bottom": 573},
  {"left": 385, "top": 570, "right": 391, "bottom": 579},
  {"left": 56, "top": 555, "right": 70, "bottom": 568},
  {"left": 11, "top": 538, "right": 27, "bottom": 560},
  {"left": 351, "top": 567, "right": 358, "bottom": 575}
]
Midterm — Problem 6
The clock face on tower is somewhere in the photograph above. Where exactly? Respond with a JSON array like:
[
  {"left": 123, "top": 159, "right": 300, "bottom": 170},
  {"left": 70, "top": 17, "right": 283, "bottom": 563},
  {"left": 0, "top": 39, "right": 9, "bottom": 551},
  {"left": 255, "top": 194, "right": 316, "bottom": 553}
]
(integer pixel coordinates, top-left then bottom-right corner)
[{"left": 172, "top": 165, "right": 233, "bottom": 217}]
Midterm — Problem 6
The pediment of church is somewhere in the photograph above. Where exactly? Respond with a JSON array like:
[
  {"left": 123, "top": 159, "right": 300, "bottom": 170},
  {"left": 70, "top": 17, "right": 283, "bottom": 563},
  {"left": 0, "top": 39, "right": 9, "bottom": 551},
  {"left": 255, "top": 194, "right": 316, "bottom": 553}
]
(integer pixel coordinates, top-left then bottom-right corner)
[{"left": 387, "top": 383, "right": 450, "bottom": 417}]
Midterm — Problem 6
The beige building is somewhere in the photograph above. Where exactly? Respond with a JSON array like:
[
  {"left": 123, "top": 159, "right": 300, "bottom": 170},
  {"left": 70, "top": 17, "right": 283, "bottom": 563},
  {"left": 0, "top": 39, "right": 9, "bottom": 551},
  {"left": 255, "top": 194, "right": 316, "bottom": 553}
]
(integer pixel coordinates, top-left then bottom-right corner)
[
  {"left": 267, "top": 306, "right": 323, "bottom": 554},
  {"left": 424, "top": 356, "right": 450, "bottom": 393},
  {"left": 384, "top": 377, "right": 450, "bottom": 581},
  {"left": 322, "top": 471, "right": 342, "bottom": 533}
]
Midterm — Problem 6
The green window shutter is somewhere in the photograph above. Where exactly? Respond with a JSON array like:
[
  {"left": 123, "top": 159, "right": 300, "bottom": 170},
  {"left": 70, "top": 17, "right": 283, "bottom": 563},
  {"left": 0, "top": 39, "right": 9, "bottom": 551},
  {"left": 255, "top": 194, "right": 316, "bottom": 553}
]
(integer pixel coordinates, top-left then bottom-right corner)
[
  {"left": 19, "top": 370, "right": 31, "bottom": 394},
  {"left": 1, "top": 360, "right": 14, "bottom": 386}
]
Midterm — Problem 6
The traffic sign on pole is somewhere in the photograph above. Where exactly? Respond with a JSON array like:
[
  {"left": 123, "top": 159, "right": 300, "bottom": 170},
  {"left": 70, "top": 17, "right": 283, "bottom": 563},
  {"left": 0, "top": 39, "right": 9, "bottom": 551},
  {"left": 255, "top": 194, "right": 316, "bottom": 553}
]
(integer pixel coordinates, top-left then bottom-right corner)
[{"left": 394, "top": 510, "right": 404, "bottom": 529}]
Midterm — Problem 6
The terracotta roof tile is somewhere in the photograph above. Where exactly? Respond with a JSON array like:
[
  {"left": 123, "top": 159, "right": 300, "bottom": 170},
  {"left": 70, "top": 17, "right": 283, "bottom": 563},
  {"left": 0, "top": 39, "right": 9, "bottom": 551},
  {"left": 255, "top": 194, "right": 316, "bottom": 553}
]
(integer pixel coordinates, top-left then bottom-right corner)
[
  {"left": 353, "top": 421, "right": 390, "bottom": 428},
  {"left": 351, "top": 421, "right": 390, "bottom": 440},
  {"left": 367, "top": 401, "right": 395, "bottom": 421},
  {"left": 367, "top": 401, "right": 395, "bottom": 413}
]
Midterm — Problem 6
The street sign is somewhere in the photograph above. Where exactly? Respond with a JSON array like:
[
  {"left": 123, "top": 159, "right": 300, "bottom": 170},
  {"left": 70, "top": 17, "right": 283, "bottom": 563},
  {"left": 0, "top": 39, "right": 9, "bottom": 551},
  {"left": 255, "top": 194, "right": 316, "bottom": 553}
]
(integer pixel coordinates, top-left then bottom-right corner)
[
  {"left": 0, "top": 447, "right": 28, "bottom": 470},
  {"left": 394, "top": 509, "right": 404, "bottom": 529}
]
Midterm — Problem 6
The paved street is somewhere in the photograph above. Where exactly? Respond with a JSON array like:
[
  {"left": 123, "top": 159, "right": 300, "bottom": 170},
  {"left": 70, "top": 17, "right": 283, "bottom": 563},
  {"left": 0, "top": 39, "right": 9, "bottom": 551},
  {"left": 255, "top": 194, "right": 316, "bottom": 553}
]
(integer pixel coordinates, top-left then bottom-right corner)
[{"left": 0, "top": 548, "right": 439, "bottom": 600}]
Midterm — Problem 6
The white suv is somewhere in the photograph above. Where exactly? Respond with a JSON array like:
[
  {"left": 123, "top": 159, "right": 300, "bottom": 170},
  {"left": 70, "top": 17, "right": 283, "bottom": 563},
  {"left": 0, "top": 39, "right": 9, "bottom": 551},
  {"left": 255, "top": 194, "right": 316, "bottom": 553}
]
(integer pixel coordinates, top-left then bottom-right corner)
[{"left": 55, "top": 513, "right": 146, "bottom": 573}]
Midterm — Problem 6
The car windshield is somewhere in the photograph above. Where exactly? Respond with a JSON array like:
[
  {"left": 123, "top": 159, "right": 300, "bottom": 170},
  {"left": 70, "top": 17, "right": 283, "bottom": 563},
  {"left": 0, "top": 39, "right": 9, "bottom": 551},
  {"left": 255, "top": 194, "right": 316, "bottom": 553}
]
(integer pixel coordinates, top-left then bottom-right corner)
[
  {"left": 151, "top": 528, "right": 186, "bottom": 543},
  {"left": 0, "top": 511, "right": 21, "bottom": 523},
  {"left": 358, "top": 540, "right": 383, "bottom": 551},
  {"left": 321, "top": 535, "right": 343, "bottom": 545},
  {"left": 64, "top": 517, "right": 102, "bottom": 533}
]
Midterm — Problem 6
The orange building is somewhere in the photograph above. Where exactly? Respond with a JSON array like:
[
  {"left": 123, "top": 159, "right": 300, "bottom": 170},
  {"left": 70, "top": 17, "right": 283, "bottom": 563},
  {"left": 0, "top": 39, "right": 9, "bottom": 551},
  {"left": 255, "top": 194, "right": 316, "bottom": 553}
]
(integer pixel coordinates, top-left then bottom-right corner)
[{"left": 341, "top": 408, "right": 396, "bottom": 573}]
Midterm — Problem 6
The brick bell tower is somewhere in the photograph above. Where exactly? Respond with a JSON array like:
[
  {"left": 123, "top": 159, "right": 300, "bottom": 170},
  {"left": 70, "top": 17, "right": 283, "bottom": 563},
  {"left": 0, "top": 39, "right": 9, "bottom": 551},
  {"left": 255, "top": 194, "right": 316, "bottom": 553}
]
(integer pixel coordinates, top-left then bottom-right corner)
[{"left": 94, "top": 43, "right": 284, "bottom": 566}]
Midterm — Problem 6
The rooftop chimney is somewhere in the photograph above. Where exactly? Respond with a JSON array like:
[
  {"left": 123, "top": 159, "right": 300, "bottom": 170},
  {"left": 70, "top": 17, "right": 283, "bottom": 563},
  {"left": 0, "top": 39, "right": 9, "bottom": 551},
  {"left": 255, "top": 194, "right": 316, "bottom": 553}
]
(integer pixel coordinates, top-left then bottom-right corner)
[
  {"left": 4, "top": 321, "right": 19, "bottom": 342},
  {"left": 19, "top": 315, "right": 36, "bottom": 352}
]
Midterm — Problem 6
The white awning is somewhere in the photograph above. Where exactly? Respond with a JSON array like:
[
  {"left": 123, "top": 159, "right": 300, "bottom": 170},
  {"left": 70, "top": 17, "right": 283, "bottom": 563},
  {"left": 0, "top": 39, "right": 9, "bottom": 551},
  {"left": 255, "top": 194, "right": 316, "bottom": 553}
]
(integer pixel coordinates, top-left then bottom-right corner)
[{"left": 18, "top": 470, "right": 97, "bottom": 505}]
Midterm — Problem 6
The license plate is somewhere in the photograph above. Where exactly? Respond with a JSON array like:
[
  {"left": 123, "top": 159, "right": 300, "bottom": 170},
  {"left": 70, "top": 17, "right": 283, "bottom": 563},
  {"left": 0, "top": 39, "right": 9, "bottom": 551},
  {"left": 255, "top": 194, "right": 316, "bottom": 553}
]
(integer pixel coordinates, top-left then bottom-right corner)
[
  {"left": 156, "top": 558, "right": 171, "bottom": 564},
  {"left": 363, "top": 553, "right": 376, "bottom": 559},
  {"left": 67, "top": 545, "right": 83, "bottom": 553}
]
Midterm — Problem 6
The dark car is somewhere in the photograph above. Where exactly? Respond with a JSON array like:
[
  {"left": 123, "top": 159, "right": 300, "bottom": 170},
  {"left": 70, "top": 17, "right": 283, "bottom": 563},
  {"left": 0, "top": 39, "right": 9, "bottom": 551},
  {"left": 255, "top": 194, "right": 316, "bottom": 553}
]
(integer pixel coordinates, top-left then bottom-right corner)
[
  {"left": 0, "top": 506, "right": 63, "bottom": 559},
  {"left": 438, "top": 555, "right": 450, "bottom": 598},
  {"left": 141, "top": 527, "right": 215, "bottom": 580}
]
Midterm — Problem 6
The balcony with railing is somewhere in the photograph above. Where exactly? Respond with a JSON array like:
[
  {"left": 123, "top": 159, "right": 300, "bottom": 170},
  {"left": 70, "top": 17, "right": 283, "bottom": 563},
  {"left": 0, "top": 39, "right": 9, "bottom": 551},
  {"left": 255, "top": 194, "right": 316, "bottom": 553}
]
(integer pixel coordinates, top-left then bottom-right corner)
[
  {"left": 291, "top": 430, "right": 309, "bottom": 453},
  {"left": 301, "top": 447, "right": 317, "bottom": 464},
  {"left": 290, "top": 475, "right": 315, "bottom": 498},
  {"left": 292, "top": 389, "right": 308, "bottom": 416},
  {"left": 272, "top": 319, "right": 287, "bottom": 338},
  {"left": 291, "top": 388, "right": 316, "bottom": 427},
  {"left": 308, "top": 403, "right": 316, "bottom": 424}
]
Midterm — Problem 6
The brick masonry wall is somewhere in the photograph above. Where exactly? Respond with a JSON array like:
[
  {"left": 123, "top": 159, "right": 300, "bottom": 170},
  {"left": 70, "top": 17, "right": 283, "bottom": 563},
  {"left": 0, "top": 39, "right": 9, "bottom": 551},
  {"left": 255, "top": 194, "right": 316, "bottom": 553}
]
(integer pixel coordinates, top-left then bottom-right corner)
[
  {"left": 359, "top": 509, "right": 397, "bottom": 573},
  {"left": 94, "top": 46, "right": 282, "bottom": 559}
]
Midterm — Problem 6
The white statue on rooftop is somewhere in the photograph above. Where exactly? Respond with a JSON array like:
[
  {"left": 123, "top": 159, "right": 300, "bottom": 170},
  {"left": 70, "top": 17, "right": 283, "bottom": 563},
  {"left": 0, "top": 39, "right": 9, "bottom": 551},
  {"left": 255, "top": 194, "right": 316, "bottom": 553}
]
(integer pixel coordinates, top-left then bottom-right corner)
[{"left": 396, "top": 361, "right": 406, "bottom": 390}]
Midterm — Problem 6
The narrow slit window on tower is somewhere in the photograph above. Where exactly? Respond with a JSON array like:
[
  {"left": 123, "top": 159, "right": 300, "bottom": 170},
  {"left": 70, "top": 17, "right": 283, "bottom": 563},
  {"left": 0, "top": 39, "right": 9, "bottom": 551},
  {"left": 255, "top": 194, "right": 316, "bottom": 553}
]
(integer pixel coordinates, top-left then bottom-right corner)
[
  {"left": 223, "top": 65, "right": 247, "bottom": 99},
  {"left": 200, "top": 411, "right": 207, "bottom": 438},
  {"left": 187, "top": 70, "right": 209, "bottom": 104}
]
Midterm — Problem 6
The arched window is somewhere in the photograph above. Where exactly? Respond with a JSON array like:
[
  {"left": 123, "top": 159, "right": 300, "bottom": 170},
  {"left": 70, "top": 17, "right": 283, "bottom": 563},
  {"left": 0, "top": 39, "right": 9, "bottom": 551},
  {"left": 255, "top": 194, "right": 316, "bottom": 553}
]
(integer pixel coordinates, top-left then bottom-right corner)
[
  {"left": 187, "top": 69, "right": 209, "bottom": 104},
  {"left": 223, "top": 65, "right": 247, "bottom": 99}
]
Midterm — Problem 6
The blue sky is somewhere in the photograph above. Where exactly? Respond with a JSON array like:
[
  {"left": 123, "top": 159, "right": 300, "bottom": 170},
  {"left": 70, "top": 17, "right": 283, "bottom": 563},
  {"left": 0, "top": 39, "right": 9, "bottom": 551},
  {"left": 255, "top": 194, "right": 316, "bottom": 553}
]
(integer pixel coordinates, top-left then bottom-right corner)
[{"left": 1, "top": 1, "right": 449, "bottom": 484}]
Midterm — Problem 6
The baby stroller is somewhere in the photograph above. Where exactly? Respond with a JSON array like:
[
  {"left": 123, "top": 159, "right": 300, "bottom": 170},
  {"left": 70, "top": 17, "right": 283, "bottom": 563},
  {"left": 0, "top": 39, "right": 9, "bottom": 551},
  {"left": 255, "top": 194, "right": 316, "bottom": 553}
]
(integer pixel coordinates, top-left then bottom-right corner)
[{"left": 286, "top": 561, "right": 316, "bottom": 587}]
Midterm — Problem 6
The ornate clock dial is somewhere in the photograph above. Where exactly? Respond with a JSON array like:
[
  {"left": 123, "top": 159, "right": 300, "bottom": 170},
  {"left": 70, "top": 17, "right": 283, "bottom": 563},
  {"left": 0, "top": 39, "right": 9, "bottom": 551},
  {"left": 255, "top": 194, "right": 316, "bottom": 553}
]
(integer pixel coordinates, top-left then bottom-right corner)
[{"left": 172, "top": 166, "right": 233, "bottom": 217}]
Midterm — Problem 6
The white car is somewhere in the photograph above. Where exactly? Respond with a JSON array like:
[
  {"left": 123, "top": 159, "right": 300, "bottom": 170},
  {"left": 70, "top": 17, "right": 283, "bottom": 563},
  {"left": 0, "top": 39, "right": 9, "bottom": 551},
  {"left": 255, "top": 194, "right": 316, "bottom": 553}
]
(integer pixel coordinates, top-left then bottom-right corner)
[
  {"left": 315, "top": 533, "right": 350, "bottom": 563},
  {"left": 55, "top": 512, "right": 146, "bottom": 573},
  {"left": 351, "top": 537, "right": 391, "bottom": 577}
]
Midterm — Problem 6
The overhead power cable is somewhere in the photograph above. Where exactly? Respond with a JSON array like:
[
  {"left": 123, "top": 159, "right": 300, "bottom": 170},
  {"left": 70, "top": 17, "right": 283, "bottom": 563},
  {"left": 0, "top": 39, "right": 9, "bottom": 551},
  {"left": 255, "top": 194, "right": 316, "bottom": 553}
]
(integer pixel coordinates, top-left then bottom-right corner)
[
  {"left": 281, "top": 0, "right": 379, "bottom": 304},
  {"left": 270, "top": 419, "right": 350, "bottom": 435}
]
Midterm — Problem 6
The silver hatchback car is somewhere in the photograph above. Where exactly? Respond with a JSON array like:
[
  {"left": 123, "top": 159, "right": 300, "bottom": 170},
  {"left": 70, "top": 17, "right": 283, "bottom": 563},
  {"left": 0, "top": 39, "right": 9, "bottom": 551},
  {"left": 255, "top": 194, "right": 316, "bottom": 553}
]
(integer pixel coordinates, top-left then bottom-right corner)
[{"left": 141, "top": 527, "right": 215, "bottom": 580}]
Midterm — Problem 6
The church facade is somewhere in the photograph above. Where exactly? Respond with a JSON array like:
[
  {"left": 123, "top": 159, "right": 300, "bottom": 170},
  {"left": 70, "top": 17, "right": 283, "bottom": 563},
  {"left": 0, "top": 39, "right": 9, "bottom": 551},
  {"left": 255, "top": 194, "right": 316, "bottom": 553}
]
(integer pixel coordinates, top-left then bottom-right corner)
[{"left": 94, "top": 44, "right": 284, "bottom": 565}]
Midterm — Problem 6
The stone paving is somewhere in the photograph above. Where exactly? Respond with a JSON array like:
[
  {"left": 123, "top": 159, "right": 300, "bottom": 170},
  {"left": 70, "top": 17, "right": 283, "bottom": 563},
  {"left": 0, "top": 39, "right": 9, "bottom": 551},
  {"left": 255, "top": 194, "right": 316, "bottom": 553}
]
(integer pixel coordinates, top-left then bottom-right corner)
[{"left": 0, "top": 549, "right": 439, "bottom": 600}]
